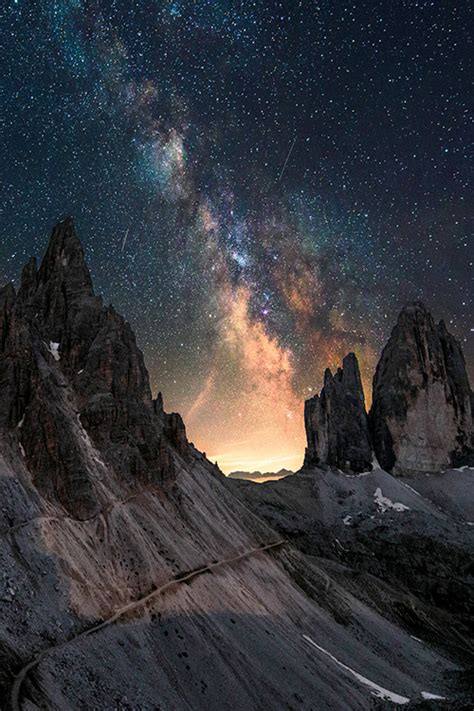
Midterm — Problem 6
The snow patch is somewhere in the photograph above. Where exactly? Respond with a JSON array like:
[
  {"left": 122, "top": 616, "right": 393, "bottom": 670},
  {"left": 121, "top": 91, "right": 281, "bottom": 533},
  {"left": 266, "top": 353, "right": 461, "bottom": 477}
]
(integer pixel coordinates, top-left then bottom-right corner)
[
  {"left": 302, "top": 635, "right": 410, "bottom": 705},
  {"left": 371, "top": 453, "right": 381, "bottom": 469},
  {"left": 374, "top": 488, "right": 410, "bottom": 513},
  {"left": 400, "top": 481, "right": 422, "bottom": 498},
  {"left": 343, "top": 515, "right": 352, "bottom": 526},
  {"left": 421, "top": 692, "right": 445, "bottom": 700},
  {"left": 47, "top": 341, "right": 60, "bottom": 361},
  {"left": 19, "top": 443, "right": 25, "bottom": 458},
  {"left": 17, "top": 415, "right": 24, "bottom": 429}
]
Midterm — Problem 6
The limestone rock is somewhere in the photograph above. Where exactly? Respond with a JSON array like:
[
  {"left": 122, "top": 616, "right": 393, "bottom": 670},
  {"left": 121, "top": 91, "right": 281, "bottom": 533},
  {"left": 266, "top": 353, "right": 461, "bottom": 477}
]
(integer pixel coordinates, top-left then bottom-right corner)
[
  {"left": 304, "top": 352, "right": 372, "bottom": 473},
  {"left": 154, "top": 392, "right": 189, "bottom": 458},
  {"left": 0, "top": 218, "right": 185, "bottom": 517},
  {"left": 370, "top": 302, "right": 473, "bottom": 474}
]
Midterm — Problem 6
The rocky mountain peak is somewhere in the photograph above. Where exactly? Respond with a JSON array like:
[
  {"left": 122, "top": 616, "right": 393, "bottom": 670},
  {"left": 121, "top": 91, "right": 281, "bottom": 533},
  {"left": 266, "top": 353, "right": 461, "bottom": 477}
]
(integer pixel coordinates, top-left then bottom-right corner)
[
  {"left": 340, "top": 352, "right": 365, "bottom": 402},
  {"left": 370, "top": 302, "right": 473, "bottom": 474},
  {"left": 304, "top": 351, "right": 372, "bottom": 473},
  {"left": 0, "top": 219, "right": 190, "bottom": 519},
  {"left": 36, "top": 216, "right": 94, "bottom": 297}
]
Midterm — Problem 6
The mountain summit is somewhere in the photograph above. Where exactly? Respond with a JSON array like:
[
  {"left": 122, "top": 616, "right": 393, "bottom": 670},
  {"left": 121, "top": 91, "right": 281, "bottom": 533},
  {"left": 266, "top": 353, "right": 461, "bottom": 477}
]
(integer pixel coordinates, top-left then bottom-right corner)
[
  {"left": 370, "top": 301, "right": 473, "bottom": 474},
  {"left": 0, "top": 218, "right": 180, "bottom": 519},
  {"left": 304, "top": 304, "right": 473, "bottom": 475},
  {"left": 304, "top": 352, "right": 372, "bottom": 473}
]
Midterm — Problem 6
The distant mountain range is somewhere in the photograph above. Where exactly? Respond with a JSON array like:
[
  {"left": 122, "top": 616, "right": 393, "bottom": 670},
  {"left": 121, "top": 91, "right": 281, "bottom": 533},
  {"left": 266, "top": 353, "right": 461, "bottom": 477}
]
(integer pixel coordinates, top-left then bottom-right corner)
[{"left": 227, "top": 468, "right": 294, "bottom": 481}]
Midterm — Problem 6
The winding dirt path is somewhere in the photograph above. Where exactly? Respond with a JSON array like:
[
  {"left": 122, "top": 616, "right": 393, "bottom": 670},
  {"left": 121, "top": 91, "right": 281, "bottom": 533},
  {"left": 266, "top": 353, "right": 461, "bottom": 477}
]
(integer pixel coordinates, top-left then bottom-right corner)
[{"left": 10, "top": 540, "right": 285, "bottom": 711}]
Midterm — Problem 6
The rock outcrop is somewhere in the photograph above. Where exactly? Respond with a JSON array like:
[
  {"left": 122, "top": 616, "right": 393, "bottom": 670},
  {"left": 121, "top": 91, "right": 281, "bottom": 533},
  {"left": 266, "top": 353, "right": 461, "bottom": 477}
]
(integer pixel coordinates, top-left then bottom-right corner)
[
  {"left": 370, "top": 302, "right": 473, "bottom": 474},
  {"left": 154, "top": 392, "right": 189, "bottom": 458},
  {"left": 304, "top": 352, "right": 372, "bottom": 473},
  {"left": 0, "top": 218, "right": 188, "bottom": 518}
]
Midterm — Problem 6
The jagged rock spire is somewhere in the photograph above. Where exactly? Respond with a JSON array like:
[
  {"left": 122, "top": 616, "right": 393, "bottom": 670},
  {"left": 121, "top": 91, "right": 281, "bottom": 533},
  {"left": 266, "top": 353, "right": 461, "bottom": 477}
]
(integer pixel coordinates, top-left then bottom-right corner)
[
  {"left": 304, "top": 352, "right": 372, "bottom": 473},
  {"left": 0, "top": 219, "right": 188, "bottom": 518},
  {"left": 370, "top": 301, "right": 473, "bottom": 474},
  {"left": 37, "top": 216, "right": 94, "bottom": 295}
]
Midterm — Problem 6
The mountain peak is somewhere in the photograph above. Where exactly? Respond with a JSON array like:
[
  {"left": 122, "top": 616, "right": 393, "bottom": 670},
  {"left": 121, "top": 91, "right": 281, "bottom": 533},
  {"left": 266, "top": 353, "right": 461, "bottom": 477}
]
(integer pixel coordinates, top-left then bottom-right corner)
[
  {"left": 304, "top": 351, "right": 372, "bottom": 473},
  {"left": 370, "top": 302, "right": 473, "bottom": 473},
  {"left": 36, "top": 217, "right": 94, "bottom": 299},
  {"left": 0, "top": 219, "right": 187, "bottom": 518}
]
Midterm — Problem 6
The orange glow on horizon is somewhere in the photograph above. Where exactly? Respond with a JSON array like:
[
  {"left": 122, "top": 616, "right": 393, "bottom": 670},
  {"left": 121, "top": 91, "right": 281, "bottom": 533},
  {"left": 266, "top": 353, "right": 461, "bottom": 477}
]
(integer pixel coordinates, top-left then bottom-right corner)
[{"left": 184, "top": 285, "right": 306, "bottom": 475}]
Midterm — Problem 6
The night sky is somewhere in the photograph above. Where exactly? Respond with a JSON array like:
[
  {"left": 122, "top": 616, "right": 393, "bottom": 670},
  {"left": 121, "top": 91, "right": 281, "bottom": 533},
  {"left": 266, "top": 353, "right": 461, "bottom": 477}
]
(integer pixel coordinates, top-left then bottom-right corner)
[{"left": 1, "top": 1, "right": 472, "bottom": 473}]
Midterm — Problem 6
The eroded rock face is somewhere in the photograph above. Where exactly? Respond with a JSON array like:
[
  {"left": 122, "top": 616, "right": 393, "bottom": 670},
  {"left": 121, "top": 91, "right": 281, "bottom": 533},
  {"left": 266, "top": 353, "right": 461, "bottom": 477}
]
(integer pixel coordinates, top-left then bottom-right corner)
[
  {"left": 154, "top": 392, "right": 189, "bottom": 459},
  {"left": 304, "top": 353, "right": 372, "bottom": 473},
  {"left": 0, "top": 218, "right": 186, "bottom": 517},
  {"left": 370, "top": 302, "right": 473, "bottom": 474}
]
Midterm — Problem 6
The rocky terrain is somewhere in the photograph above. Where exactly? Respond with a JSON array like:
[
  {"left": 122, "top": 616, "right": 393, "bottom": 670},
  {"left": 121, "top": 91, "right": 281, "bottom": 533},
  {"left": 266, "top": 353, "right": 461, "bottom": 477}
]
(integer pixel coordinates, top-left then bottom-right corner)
[
  {"left": 0, "top": 219, "right": 472, "bottom": 709},
  {"left": 230, "top": 306, "right": 474, "bottom": 707},
  {"left": 231, "top": 465, "right": 473, "bottom": 653}
]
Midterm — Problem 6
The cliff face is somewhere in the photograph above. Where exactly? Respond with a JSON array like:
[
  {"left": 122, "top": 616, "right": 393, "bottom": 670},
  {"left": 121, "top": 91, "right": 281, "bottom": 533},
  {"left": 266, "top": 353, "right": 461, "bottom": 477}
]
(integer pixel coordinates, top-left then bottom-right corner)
[
  {"left": 0, "top": 218, "right": 182, "bottom": 519},
  {"left": 370, "top": 302, "right": 473, "bottom": 475},
  {"left": 304, "top": 353, "right": 372, "bottom": 473},
  {"left": 304, "top": 305, "right": 473, "bottom": 476}
]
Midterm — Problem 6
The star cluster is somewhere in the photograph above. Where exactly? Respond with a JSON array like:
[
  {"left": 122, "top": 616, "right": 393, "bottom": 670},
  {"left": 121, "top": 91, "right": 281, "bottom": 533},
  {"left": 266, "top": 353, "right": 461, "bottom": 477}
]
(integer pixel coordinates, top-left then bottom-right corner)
[{"left": 0, "top": 1, "right": 472, "bottom": 472}]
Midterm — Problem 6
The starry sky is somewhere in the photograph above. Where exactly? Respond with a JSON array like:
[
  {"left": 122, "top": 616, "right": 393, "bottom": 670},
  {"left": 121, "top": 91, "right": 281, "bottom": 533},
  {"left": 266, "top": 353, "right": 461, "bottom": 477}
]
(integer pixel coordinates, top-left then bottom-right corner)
[{"left": 1, "top": 1, "right": 472, "bottom": 473}]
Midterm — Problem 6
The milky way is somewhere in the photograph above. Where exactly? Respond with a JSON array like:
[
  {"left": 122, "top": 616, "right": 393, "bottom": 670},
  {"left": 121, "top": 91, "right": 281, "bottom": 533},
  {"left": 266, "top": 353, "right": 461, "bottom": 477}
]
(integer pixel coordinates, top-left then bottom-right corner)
[{"left": 1, "top": 1, "right": 472, "bottom": 472}]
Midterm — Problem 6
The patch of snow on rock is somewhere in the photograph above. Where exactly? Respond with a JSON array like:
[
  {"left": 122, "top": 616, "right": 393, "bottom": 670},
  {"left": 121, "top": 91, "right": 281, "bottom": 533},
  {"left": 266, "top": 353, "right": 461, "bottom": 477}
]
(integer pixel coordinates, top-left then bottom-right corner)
[
  {"left": 421, "top": 692, "right": 445, "bottom": 700},
  {"left": 48, "top": 341, "right": 61, "bottom": 361},
  {"left": 303, "top": 635, "right": 410, "bottom": 705},
  {"left": 343, "top": 515, "right": 352, "bottom": 526},
  {"left": 400, "top": 481, "right": 422, "bottom": 498},
  {"left": 374, "top": 488, "right": 410, "bottom": 513}
]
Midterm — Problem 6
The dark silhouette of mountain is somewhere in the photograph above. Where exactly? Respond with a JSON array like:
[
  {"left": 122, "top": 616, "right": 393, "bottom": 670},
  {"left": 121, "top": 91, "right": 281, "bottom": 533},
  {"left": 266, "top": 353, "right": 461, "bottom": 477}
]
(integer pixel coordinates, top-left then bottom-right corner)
[
  {"left": 227, "top": 468, "right": 293, "bottom": 481},
  {"left": 304, "top": 353, "right": 372, "bottom": 473}
]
